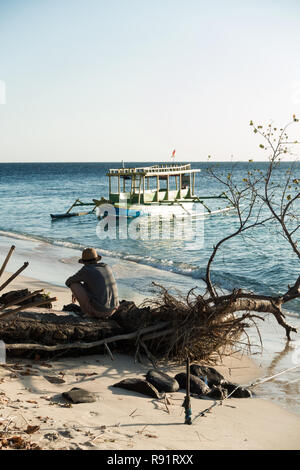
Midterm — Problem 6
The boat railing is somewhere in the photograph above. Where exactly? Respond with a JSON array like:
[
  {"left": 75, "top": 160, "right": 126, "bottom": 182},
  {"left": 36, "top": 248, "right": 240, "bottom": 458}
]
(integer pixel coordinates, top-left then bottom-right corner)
[{"left": 107, "top": 164, "right": 192, "bottom": 176}]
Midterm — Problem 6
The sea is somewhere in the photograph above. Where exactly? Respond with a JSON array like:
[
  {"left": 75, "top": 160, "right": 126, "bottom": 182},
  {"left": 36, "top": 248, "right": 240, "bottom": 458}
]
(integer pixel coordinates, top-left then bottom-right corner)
[{"left": 0, "top": 161, "right": 299, "bottom": 414}]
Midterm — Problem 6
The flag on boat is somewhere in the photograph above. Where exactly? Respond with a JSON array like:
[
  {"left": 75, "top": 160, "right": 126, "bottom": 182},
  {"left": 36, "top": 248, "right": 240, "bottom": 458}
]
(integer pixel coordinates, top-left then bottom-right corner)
[{"left": 171, "top": 149, "right": 176, "bottom": 159}]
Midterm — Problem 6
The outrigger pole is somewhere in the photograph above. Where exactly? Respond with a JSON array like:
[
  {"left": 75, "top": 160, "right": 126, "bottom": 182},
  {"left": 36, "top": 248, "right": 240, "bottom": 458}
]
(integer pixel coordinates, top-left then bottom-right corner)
[{"left": 50, "top": 198, "right": 96, "bottom": 220}]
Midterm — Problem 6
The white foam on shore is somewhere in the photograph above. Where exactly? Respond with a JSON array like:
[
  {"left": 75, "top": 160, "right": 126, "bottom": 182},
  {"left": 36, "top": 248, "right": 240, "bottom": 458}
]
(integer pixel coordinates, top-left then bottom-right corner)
[
  {"left": 0, "top": 229, "right": 199, "bottom": 278},
  {"left": 0, "top": 232, "right": 203, "bottom": 305}
]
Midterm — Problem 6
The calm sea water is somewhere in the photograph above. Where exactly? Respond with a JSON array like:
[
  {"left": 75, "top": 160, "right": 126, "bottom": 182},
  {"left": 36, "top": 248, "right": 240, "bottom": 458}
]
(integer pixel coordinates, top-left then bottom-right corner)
[{"left": 0, "top": 162, "right": 299, "bottom": 413}]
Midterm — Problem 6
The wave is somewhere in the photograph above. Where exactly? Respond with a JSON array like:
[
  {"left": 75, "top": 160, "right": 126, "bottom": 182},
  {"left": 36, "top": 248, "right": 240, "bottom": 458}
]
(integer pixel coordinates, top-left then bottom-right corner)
[{"left": 0, "top": 228, "right": 275, "bottom": 286}]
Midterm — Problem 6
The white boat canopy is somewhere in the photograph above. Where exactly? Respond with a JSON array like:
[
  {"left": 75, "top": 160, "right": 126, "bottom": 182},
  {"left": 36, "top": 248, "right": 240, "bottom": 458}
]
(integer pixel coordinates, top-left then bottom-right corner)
[{"left": 106, "top": 164, "right": 201, "bottom": 204}]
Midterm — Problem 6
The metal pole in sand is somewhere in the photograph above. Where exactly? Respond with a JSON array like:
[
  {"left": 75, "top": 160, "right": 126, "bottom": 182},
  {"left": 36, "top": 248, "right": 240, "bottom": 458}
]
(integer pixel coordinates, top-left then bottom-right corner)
[{"left": 183, "top": 355, "right": 192, "bottom": 425}]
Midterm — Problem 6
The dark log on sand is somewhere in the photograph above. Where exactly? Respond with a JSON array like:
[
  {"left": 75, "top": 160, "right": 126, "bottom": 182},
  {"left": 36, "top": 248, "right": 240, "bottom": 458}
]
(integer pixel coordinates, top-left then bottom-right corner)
[
  {"left": 0, "top": 310, "right": 124, "bottom": 358},
  {"left": 0, "top": 309, "right": 169, "bottom": 359},
  {"left": 1, "top": 283, "right": 296, "bottom": 363}
]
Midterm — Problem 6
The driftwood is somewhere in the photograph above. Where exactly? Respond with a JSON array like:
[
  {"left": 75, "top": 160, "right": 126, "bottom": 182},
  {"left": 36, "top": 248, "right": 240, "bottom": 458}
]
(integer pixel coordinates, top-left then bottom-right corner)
[
  {"left": 0, "top": 287, "right": 297, "bottom": 362},
  {"left": 4, "top": 321, "right": 170, "bottom": 352},
  {"left": 0, "top": 289, "right": 44, "bottom": 311},
  {"left": 0, "top": 280, "right": 297, "bottom": 362},
  {"left": 134, "top": 282, "right": 298, "bottom": 362},
  {"left": 0, "top": 306, "right": 169, "bottom": 358},
  {"left": 0, "top": 297, "right": 57, "bottom": 320},
  {"left": 0, "top": 262, "right": 29, "bottom": 292},
  {"left": 0, "top": 245, "right": 15, "bottom": 279},
  {"left": 0, "top": 311, "right": 122, "bottom": 358}
]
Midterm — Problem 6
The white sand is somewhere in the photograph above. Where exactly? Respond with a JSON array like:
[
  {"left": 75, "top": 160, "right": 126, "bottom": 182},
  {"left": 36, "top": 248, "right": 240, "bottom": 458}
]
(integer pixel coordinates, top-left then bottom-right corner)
[{"left": 1, "top": 273, "right": 300, "bottom": 450}]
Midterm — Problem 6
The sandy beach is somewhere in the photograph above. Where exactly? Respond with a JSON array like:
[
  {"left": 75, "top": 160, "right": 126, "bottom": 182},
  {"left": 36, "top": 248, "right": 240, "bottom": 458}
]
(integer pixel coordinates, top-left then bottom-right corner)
[
  {"left": 1, "top": 272, "right": 300, "bottom": 450},
  {"left": 1, "top": 0, "right": 300, "bottom": 455}
]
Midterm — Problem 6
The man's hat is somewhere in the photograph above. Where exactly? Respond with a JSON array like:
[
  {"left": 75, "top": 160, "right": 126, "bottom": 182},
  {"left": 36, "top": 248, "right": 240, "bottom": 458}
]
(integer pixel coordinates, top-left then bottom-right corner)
[{"left": 79, "top": 247, "right": 101, "bottom": 264}]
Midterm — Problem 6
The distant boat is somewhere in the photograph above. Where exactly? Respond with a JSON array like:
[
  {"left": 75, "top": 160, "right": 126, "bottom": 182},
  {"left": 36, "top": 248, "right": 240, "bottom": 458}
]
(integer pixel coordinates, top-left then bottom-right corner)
[
  {"left": 94, "top": 163, "right": 234, "bottom": 219},
  {"left": 50, "top": 163, "right": 234, "bottom": 220}
]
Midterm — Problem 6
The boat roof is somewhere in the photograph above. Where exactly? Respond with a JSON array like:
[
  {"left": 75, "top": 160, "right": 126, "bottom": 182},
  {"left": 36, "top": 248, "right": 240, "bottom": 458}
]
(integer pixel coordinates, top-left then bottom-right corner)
[{"left": 106, "top": 164, "right": 201, "bottom": 177}]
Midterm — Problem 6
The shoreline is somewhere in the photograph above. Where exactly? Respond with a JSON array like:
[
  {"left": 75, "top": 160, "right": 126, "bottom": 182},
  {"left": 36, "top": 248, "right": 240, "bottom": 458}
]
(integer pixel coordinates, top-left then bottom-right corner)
[
  {"left": 1, "top": 230, "right": 300, "bottom": 416},
  {"left": 0, "top": 232, "right": 206, "bottom": 306},
  {"left": 1, "top": 273, "right": 300, "bottom": 449}
]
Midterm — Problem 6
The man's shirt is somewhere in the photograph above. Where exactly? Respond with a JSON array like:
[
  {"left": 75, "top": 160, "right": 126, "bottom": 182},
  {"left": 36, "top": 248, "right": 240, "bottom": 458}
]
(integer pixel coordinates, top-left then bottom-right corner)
[{"left": 66, "top": 262, "right": 119, "bottom": 311}]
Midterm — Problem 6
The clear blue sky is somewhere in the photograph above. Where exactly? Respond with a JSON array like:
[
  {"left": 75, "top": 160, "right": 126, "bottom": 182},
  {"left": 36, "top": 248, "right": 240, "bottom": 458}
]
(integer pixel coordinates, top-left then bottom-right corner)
[{"left": 0, "top": 0, "right": 300, "bottom": 162}]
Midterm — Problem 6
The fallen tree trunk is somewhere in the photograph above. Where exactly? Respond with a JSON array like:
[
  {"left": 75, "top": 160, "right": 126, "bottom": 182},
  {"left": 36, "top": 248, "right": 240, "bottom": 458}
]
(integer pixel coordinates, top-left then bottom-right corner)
[
  {"left": 0, "top": 306, "right": 170, "bottom": 358},
  {"left": 5, "top": 321, "right": 170, "bottom": 353},
  {"left": 0, "top": 310, "right": 121, "bottom": 343},
  {"left": 209, "top": 295, "right": 297, "bottom": 340},
  {"left": 0, "top": 285, "right": 297, "bottom": 362}
]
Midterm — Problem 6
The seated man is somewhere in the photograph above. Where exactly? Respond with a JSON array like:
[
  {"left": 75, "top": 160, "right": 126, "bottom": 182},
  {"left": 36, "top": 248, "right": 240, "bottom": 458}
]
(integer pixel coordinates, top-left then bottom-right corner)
[{"left": 65, "top": 247, "right": 119, "bottom": 319}]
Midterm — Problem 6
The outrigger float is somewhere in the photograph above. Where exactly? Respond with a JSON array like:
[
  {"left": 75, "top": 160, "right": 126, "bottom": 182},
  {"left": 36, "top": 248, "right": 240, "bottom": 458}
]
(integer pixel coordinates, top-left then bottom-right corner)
[{"left": 50, "top": 164, "right": 234, "bottom": 220}]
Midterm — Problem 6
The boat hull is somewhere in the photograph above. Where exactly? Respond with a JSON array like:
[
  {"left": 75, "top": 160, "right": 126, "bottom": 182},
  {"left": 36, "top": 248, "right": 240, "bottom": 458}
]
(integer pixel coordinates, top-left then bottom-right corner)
[{"left": 96, "top": 201, "right": 233, "bottom": 219}]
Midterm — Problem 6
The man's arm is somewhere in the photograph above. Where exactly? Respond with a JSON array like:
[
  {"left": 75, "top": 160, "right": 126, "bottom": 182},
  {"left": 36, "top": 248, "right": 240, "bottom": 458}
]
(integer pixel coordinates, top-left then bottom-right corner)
[{"left": 65, "top": 267, "right": 86, "bottom": 287}]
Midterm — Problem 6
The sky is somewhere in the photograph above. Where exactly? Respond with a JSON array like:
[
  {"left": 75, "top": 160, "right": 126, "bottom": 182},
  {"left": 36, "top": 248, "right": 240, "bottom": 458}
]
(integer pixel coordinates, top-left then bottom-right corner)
[{"left": 0, "top": 0, "right": 300, "bottom": 162}]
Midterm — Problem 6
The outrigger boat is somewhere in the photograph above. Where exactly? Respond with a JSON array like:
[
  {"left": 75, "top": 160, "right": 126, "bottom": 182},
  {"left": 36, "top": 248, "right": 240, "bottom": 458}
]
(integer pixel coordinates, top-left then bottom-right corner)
[
  {"left": 50, "top": 164, "right": 234, "bottom": 220},
  {"left": 50, "top": 198, "right": 97, "bottom": 219}
]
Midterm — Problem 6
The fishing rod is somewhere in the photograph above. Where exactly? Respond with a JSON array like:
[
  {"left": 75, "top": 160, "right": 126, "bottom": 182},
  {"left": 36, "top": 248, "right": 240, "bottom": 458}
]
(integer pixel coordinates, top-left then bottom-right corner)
[{"left": 248, "top": 364, "right": 300, "bottom": 389}]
